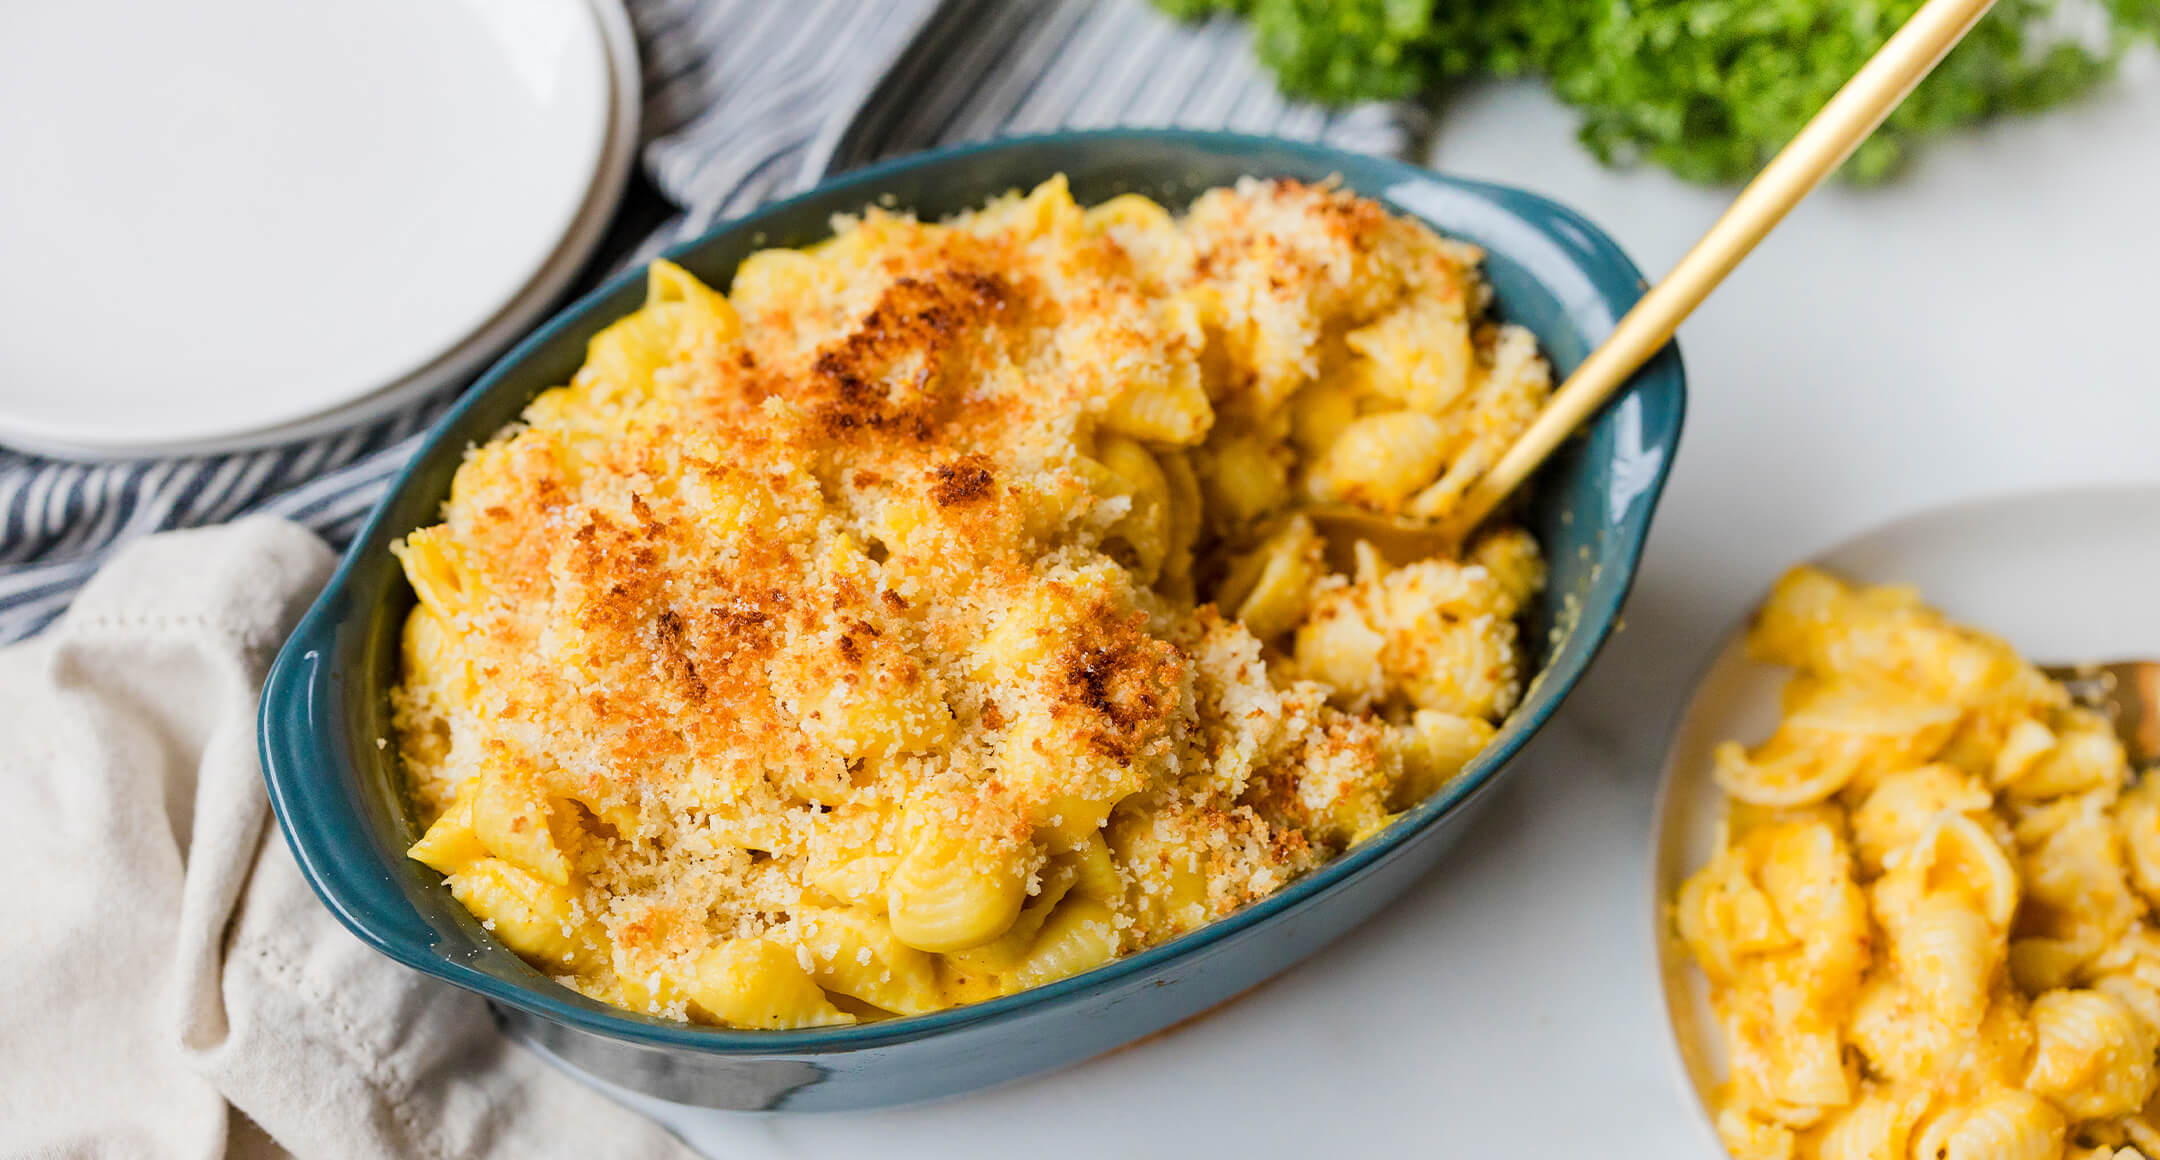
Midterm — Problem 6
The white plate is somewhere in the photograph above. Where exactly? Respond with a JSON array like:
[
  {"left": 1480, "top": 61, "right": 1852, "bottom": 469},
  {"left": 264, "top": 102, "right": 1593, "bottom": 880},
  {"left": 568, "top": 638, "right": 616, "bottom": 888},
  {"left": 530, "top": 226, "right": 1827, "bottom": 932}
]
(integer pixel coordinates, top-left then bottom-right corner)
[
  {"left": 0, "top": 0, "right": 643, "bottom": 462},
  {"left": 0, "top": 0, "right": 612, "bottom": 453},
  {"left": 1648, "top": 484, "right": 2160, "bottom": 1150},
  {"left": 230, "top": 0, "right": 644, "bottom": 454}
]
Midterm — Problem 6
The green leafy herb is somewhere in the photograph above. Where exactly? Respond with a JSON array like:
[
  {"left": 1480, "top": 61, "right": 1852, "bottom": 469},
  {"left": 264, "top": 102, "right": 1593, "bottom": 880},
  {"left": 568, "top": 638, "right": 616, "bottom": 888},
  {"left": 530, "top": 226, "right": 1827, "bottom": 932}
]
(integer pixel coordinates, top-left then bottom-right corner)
[
  {"left": 1251, "top": 0, "right": 1440, "bottom": 103},
  {"left": 1158, "top": 0, "right": 2159, "bottom": 183}
]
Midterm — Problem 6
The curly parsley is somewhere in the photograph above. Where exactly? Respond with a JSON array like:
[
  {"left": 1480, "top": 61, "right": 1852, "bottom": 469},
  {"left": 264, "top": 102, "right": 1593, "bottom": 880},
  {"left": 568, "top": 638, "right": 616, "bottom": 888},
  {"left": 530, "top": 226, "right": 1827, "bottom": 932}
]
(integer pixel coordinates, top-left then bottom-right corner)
[{"left": 1161, "top": 0, "right": 2158, "bottom": 182}]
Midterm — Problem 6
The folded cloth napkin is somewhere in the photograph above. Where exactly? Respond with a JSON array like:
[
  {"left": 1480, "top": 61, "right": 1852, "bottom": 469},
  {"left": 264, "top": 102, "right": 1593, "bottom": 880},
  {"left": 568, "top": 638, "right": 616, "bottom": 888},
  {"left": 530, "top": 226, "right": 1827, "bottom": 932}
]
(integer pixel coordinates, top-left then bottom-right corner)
[{"left": 0, "top": 519, "right": 698, "bottom": 1159}]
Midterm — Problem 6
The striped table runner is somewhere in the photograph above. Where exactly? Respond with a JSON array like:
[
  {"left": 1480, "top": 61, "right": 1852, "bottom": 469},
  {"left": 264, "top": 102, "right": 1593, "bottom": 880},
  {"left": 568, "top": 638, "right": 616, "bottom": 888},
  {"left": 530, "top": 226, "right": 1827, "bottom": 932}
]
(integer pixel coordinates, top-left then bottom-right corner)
[{"left": 0, "top": 0, "right": 1417, "bottom": 644}]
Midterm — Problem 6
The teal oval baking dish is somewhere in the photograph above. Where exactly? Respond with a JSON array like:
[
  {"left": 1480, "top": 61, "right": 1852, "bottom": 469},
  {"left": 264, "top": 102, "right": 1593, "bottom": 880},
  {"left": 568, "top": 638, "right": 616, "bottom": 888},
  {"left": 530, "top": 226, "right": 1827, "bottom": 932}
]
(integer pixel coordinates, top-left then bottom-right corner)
[{"left": 257, "top": 128, "right": 1685, "bottom": 1112}]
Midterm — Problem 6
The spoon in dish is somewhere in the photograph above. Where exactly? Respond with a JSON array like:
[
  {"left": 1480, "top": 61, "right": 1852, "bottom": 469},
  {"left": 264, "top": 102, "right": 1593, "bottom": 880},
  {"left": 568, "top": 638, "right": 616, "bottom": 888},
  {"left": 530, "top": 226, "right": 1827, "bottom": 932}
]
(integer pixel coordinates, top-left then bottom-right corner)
[
  {"left": 2045, "top": 660, "right": 2160, "bottom": 774},
  {"left": 1305, "top": 0, "right": 2000, "bottom": 561}
]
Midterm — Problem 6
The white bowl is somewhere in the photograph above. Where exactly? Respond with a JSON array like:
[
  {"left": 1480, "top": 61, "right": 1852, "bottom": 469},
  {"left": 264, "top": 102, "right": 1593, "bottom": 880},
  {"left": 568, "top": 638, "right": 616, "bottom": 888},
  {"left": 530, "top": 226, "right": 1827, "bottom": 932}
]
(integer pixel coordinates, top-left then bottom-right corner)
[{"left": 1649, "top": 484, "right": 2160, "bottom": 1150}]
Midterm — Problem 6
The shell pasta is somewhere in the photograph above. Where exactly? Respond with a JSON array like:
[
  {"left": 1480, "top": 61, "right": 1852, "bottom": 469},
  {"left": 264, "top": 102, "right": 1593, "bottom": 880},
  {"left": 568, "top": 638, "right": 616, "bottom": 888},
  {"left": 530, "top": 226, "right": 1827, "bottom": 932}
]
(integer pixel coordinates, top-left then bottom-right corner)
[
  {"left": 1677, "top": 567, "right": 2160, "bottom": 1160},
  {"left": 392, "top": 177, "right": 1552, "bottom": 1026}
]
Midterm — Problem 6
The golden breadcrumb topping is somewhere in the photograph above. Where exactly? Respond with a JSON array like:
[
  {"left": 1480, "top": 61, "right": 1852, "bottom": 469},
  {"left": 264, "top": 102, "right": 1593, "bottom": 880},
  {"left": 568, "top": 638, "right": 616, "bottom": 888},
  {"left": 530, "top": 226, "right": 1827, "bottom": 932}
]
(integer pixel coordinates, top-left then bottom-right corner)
[{"left": 392, "top": 177, "right": 1551, "bottom": 1026}]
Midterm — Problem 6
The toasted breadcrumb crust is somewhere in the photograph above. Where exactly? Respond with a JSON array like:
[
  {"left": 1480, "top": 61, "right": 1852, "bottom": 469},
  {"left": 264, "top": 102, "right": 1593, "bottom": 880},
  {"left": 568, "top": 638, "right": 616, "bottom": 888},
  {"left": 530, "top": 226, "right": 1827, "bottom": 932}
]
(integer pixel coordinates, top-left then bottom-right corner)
[{"left": 392, "top": 177, "right": 1550, "bottom": 1023}]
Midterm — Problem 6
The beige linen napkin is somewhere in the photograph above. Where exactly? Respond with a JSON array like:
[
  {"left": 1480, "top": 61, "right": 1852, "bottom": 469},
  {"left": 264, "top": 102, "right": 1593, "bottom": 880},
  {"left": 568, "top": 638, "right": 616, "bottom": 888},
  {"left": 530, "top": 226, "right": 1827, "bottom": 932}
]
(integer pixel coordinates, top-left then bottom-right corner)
[{"left": 0, "top": 518, "right": 696, "bottom": 1160}]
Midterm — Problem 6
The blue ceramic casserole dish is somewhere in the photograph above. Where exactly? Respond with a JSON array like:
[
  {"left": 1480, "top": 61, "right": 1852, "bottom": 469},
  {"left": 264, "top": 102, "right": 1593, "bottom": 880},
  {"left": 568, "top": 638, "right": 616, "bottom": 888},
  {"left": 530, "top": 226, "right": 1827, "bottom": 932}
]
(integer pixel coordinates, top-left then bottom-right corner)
[{"left": 258, "top": 129, "right": 1685, "bottom": 1112}]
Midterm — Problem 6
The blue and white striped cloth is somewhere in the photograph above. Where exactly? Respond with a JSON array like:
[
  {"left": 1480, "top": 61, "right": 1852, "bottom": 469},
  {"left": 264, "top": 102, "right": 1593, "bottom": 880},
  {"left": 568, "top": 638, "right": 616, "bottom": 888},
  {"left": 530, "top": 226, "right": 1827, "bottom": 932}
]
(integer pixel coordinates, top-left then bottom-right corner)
[{"left": 0, "top": 0, "right": 1418, "bottom": 644}]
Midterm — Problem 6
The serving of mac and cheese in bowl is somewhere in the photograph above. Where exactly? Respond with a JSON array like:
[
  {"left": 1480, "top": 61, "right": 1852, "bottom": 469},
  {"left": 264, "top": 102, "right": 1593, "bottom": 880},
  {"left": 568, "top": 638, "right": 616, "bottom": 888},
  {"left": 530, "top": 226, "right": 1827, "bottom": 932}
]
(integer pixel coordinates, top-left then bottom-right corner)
[
  {"left": 261, "top": 130, "right": 1684, "bottom": 1109},
  {"left": 1653, "top": 490, "right": 2160, "bottom": 1160}
]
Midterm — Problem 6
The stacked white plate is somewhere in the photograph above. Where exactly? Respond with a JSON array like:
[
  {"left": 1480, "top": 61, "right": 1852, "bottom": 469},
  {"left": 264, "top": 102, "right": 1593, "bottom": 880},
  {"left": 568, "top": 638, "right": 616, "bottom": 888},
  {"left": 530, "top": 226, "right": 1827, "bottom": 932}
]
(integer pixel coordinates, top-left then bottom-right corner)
[{"left": 0, "top": 0, "right": 641, "bottom": 459}]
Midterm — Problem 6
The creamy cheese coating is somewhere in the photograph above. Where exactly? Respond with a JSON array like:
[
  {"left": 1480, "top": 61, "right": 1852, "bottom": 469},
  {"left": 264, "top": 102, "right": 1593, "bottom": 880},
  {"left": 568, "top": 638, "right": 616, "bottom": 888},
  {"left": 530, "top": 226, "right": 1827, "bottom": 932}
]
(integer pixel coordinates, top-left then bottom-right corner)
[{"left": 1680, "top": 568, "right": 2160, "bottom": 1160}]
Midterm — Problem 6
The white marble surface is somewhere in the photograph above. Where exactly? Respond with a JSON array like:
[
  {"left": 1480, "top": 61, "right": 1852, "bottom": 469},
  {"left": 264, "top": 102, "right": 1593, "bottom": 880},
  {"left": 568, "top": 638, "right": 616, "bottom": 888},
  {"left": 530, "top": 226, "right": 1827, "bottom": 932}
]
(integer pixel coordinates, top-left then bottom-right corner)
[{"left": 639, "top": 55, "right": 2160, "bottom": 1157}]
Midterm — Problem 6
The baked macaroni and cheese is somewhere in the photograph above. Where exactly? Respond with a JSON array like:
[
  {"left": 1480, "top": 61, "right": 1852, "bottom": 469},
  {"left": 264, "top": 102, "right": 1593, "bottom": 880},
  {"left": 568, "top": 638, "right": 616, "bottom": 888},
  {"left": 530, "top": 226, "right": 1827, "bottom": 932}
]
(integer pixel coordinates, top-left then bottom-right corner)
[
  {"left": 392, "top": 177, "right": 1552, "bottom": 1027},
  {"left": 1677, "top": 567, "right": 2160, "bottom": 1160}
]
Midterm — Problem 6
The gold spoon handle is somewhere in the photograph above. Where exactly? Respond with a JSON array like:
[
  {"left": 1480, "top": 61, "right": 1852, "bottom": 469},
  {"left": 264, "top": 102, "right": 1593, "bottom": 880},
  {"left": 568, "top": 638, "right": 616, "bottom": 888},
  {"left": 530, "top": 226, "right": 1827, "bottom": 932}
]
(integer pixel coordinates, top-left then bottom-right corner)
[{"left": 1437, "top": 0, "right": 2000, "bottom": 542}]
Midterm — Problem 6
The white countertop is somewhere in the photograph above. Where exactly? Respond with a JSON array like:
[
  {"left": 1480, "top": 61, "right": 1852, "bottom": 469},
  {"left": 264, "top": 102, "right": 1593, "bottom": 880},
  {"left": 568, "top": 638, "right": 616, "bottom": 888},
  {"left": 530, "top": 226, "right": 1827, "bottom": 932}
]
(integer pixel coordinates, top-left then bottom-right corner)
[{"left": 644, "top": 55, "right": 2160, "bottom": 1157}]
